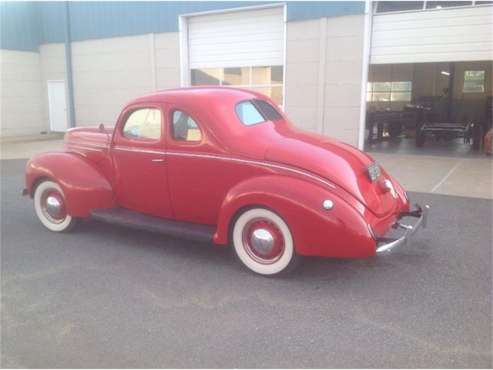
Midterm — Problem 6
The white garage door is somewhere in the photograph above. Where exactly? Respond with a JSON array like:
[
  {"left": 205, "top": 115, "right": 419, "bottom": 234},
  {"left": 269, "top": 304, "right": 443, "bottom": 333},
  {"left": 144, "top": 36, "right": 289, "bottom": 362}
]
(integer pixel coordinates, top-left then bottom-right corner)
[
  {"left": 186, "top": 6, "right": 285, "bottom": 105},
  {"left": 371, "top": 5, "right": 493, "bottom": 64},
  {"left": 188, "top": 6, "right": 284, "bottom": 68}
]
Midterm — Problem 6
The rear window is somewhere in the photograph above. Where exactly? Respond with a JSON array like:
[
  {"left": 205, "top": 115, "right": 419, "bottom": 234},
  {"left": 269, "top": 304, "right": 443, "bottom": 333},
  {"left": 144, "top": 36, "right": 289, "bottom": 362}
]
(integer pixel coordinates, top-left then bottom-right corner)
[
  {"left": 254, "top": 99, "right": 283, "bottom": 121},
  {"left": 235, "top": 99, "right": 283, "bottom": 126}
]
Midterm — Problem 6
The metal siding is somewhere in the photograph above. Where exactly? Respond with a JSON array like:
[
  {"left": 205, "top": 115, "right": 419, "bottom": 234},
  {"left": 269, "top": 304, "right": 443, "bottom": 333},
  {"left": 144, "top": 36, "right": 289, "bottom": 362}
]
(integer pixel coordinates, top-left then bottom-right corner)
[
  {"left": 1, "top": 1, "right": 366, "bottom": 51},
  {"left": 37, "top": 2, "right": 66, "bottom": 44},
  {"left": 55, "top": 2, "right": 264, "bottom": 42},
  {"left": 0, "top": 2, "right": 40, "bottom": 51},
  {"left": 287, "top": 1, "right": 365, "bottom": 22}
]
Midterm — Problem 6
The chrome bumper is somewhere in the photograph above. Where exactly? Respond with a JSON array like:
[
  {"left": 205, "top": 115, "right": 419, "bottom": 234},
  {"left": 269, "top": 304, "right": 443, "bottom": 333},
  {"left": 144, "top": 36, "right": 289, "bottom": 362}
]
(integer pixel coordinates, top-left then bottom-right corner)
[{"left": 376, "top": 204, "right": 430, "bottom": 253}]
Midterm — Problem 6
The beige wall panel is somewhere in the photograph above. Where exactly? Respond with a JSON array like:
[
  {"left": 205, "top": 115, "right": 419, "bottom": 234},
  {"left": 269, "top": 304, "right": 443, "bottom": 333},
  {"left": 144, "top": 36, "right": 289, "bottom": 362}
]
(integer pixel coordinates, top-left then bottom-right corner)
[
  {"left": 323, "top": 15, "right": 364, "bottom": 144},
  {"left": 154, "top": 32, "right": 180, "bottom": 89},
  {"left": 322, "top": 106, "right": 361, "bottom": 146},
  {"left": 70, "top": 32, "right": 180, "bottom": 126},
  {"left": 39, "top": 43, "right": 66, "bottom": 132},
  {"left": 71, "top": 35, "right": 155, "bottom": 127},
  {"left": 286, "top": 82, "right": 319, "bottom": 108},
  {"left": 324, "top": 60, "right": 363, "bottom": 84},
  {"left": 286, "top": 106, "right": 319, "bottom": 133},
  {"left": 285, "top": 15, "right": 365, "bottom": 145},
  {"left": 325, "top": 14, "right": 364, "bottom": 37},
  {"left": 324, "top": 83, "right": 362, "bottom": 108},
  {"left": 0, "top": 50, "right": 44, "bottom": 137},
  {"left": 286, "top": 39, "right": 320, "bottom": 63},
  {"left": 285, "top": 19, "right": 322, "bottom": 134},
  {"left": 286, "top": 61, "right": 319, "bottom": 85},
  {"left": 285, "top": 19, "right": 321, "bottom": 40}
]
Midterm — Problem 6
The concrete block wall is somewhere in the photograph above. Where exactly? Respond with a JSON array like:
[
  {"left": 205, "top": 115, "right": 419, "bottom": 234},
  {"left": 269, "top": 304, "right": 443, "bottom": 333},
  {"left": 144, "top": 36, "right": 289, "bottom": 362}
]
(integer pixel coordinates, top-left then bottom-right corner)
[
  {"left": 72, "top": 34, "right": 157, "bottom": 127},
  {"left": 67, "top": 32, "right": 180, "bottom": 127},
  {"left": 0, "top": 50, "right": 44, "bottom": 137},
  {"left": 285, "top": 15, "right": 365, "bottom": 146}
]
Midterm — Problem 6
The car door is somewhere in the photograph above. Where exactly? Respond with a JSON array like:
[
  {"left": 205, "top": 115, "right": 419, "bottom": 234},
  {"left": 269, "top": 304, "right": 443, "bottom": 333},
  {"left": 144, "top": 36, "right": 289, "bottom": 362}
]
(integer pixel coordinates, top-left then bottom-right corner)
[
  {"left": 165, "top": 106, "right": 262, "bottom": 226},
  {"left": 166, "top": 107, "right": 221, "bottom": 225},
  {"left": 112, "top": 103, "right": 172, "bottom": 218}
]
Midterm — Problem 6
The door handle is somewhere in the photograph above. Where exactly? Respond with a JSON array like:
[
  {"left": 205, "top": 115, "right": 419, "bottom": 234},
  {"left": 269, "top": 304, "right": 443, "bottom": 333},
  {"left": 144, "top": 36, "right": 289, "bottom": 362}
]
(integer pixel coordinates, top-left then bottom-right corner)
[{"left": 151, "top": 158, "right": 165, "bottom": 163}]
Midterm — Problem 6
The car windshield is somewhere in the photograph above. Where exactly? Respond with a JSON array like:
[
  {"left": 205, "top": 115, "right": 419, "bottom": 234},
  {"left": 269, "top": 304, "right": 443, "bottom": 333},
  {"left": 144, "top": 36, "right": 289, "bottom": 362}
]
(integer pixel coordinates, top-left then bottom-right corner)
[{"left": 235, "top": 99, "right": 283, "bottom": 126}]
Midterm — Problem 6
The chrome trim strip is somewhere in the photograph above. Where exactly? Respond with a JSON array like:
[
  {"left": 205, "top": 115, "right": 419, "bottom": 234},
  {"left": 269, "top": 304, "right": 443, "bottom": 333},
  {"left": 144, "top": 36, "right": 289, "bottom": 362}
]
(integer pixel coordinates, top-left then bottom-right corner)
[
  {"left": 165, "top": 151, "right": 336, "bottom": 189},
  {"left": 113, "top": 146, "right": 165, "bottom": 156}
]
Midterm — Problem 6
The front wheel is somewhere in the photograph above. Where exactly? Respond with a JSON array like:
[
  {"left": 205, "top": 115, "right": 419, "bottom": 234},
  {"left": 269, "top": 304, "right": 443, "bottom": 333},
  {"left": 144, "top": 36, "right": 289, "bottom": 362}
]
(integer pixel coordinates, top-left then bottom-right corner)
[
  {"left": 232, "top": 208, "right": 298, "bottom": 276},
  {"left": 34, "top": 180, "right": 77, "bottom": 232}
]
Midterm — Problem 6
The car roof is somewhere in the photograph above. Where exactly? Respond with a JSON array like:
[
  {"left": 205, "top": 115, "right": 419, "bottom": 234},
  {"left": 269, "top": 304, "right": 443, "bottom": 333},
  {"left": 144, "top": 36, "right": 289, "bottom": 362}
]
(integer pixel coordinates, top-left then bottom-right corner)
[{"left": 128, "top": 86, "right": 265, "bottom": 106}]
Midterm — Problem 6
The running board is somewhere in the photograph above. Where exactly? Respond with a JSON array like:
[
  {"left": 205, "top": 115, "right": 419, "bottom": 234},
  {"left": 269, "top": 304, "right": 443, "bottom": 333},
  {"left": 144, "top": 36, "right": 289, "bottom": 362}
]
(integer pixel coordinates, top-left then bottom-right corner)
[{"left": 90, "top": 208, "right": 215, "bottom": 243}]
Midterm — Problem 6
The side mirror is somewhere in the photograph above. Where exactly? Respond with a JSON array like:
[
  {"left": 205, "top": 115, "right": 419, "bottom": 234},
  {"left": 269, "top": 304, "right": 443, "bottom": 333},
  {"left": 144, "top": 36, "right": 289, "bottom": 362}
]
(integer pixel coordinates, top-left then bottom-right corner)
[{"left": 98, "top": 123, "right": 105, "bottom": 131}]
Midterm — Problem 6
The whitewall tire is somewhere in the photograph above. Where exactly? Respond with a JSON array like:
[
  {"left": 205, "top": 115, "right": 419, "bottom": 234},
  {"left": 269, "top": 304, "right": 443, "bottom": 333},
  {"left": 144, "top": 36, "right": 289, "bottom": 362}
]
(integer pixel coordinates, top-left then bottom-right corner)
[
  {"left": 232, "top": 208, "right": 298, "bottom": 276},
  {"left": 34, "top": 180, "right": 76, "bottom": 232}
]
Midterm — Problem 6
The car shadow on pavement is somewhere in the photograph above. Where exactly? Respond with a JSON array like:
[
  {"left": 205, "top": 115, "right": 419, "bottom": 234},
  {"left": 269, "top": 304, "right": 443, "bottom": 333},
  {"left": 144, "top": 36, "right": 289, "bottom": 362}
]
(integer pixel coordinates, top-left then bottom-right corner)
[{"left": 74, "top": 217, "right": 433, "bottom": 283}]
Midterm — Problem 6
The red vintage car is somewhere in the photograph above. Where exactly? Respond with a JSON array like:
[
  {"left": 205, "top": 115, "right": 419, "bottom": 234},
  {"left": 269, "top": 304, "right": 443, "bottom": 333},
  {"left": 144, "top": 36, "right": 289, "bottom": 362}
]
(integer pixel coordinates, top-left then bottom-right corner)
[{"left": 24, "top": 87, "right": 429, "bottom": 276}]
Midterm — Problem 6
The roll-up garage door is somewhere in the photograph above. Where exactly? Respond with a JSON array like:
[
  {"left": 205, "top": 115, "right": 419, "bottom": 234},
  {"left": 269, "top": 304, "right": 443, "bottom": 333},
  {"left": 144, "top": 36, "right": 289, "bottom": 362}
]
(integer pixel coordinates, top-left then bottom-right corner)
[
  {"left": 188, "top": 6, "right": 284, "bottom": 69},
  {"left": 371, "top": 6, "right": 493, "bottom": 64}
]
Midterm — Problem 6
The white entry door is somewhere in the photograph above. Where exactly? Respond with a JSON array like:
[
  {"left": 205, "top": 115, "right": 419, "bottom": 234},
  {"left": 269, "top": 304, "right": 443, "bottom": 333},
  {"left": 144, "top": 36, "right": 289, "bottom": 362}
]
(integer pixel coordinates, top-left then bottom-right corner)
[{"left": 47, "top": 80, "right": 68, "bottom": 132}]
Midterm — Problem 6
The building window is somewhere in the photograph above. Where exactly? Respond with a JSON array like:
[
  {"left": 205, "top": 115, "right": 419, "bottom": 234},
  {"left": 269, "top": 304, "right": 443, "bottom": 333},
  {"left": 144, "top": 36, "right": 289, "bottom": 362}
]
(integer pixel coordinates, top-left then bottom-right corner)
[
  {"left": 426, "top": 1, "right": 472, "bottom": 9},
  {"left": 463, "top": 70, "right": 485, "bottom": 93},
  {"left": 376, "top": 1, "right": 424, "bottom": 12},
  {"left": 367, "top": 81, "right": 412, "bottom": 102},
  {"left": 190, "top": 66, "right": 284, "bottom": 106},
  {"left": 375, "top": 0, "right": 480, "bottom": 12}
]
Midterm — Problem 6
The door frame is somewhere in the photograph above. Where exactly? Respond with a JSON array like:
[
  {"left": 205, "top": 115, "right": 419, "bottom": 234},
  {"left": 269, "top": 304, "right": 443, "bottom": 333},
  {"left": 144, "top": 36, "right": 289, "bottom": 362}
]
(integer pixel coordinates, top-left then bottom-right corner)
[{"left": 47, "top": 80, "right": 69, "bottom": 132}]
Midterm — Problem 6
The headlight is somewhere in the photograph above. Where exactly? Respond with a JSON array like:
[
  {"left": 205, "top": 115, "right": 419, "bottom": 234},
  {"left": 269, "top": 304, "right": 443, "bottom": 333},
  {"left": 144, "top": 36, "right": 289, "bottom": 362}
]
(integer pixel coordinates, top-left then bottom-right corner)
[{"left": 367, "top": 162, "right": 381, "bottom": 182}]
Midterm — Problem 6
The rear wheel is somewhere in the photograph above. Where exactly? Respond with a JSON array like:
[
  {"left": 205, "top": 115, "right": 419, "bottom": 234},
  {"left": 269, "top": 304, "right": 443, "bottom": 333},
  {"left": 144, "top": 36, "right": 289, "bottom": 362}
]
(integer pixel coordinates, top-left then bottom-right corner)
[
  {"left": 34, "top": 180, "right": 77, "bottom": 232},
  {"left": 232, "top": 208, "right": 298, "bottom": 276}
]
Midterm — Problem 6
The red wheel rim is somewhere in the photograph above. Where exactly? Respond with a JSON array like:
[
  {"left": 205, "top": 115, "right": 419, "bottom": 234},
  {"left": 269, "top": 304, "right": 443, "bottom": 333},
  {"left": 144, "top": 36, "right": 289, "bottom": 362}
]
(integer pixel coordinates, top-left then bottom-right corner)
[
  {"left": 41, "top": 189, "right": 67, "bottom": 223},
  {"left": 242, "top": 218, "right": 285, "bottom": 264}
]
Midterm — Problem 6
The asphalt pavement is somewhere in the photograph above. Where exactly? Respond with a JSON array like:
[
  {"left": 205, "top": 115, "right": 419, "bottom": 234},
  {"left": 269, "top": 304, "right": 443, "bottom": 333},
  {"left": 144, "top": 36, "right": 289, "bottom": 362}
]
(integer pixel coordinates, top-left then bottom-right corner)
[{"left": 1, "top": 159, "right": 492, "bottom": 368}]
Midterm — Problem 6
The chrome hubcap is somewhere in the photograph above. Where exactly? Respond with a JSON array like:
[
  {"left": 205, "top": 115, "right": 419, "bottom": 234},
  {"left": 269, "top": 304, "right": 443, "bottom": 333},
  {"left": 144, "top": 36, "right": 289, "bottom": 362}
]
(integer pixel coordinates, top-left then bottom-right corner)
[
  {"left": 46, "top": 195, "right": 62, "bottom": 218},
  {"left": 250, "top": 229, "right": 275, "bottom": 255},
  {"left": 242, "top": 219, "right": 285, "bottom": 264},
  {"left": 41, "top": 190, "right": 66, "bottom": 222}
]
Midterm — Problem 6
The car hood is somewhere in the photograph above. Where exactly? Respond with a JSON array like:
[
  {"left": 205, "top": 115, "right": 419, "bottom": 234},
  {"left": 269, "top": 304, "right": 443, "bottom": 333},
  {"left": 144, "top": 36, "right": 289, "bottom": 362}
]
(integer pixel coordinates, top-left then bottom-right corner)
[{"left": 263, "top": 126, "right": 396, "bottom": 216}]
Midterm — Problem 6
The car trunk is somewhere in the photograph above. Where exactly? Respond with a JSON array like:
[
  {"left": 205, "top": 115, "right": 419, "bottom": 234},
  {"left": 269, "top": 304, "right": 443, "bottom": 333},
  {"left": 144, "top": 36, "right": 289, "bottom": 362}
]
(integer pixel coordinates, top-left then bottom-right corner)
[{"left": 264, "top": 128, "right": 397, "bottom": 217}]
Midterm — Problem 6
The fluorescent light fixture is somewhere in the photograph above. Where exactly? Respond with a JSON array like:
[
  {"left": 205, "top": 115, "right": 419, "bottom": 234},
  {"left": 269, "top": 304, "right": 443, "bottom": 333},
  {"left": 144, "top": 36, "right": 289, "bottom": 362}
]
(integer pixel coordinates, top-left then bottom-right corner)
[
  {"left": 441, "top": 71, "right": 450, "bottom": 76},
  {"left": 435, "top": 5, "right": 442, "bottom": 8}
]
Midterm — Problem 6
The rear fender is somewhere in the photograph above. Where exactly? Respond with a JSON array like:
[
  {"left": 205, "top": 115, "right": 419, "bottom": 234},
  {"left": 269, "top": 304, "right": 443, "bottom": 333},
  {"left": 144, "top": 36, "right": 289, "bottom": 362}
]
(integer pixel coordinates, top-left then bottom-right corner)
[
  {"left": 214, "top": 175, "right": 376, "bottom": 258},
  {"left": 25, "top": 152, "right": 115, "bottom": 217}
]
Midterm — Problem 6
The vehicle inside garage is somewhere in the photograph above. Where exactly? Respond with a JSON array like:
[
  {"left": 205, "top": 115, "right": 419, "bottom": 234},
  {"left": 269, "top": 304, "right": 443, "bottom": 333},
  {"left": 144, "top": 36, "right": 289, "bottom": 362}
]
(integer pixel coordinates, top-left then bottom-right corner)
[
  {"left": 365, "top": 60, "right": 492, "bottom": 156},
  {"left": 365, "top": 1, "right": 493, "bottom": 157}
]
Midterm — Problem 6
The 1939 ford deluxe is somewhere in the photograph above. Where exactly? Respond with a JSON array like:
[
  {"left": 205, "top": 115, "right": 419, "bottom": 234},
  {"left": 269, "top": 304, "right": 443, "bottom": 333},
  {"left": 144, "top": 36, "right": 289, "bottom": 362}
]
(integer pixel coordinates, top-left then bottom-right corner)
[{"left": 24, "top": 87, "right": 429, "bottom": 276}]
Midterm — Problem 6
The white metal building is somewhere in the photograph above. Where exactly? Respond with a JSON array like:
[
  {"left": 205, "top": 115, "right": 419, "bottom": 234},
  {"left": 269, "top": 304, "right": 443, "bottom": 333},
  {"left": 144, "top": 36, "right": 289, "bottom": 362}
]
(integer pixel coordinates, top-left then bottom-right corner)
[{"left": 1, "top": 1, "right": 492, "bottom": 154}]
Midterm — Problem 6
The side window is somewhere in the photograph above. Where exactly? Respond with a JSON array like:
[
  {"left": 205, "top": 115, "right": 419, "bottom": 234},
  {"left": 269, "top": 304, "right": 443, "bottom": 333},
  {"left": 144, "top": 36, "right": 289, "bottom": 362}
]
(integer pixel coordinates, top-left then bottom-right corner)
[
  {"left": 171, "top": 110, "right": 202, "bottom": 142},
  {"left": 123, "top": 108, "right": 162, "bottom": 140},
  {"left": 235, "top": 101, "right": 265, "bottom": 126}
]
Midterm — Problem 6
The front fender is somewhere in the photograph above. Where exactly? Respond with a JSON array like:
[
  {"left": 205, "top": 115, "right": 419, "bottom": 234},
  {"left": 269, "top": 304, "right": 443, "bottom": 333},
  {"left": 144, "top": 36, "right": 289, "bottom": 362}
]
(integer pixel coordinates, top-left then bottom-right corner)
[
  {"left": 213, "top": 175, "right": 376, "bottom": 258},
  {"left": 25, "top": 151, "right": 115, "bottom": 217}
]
